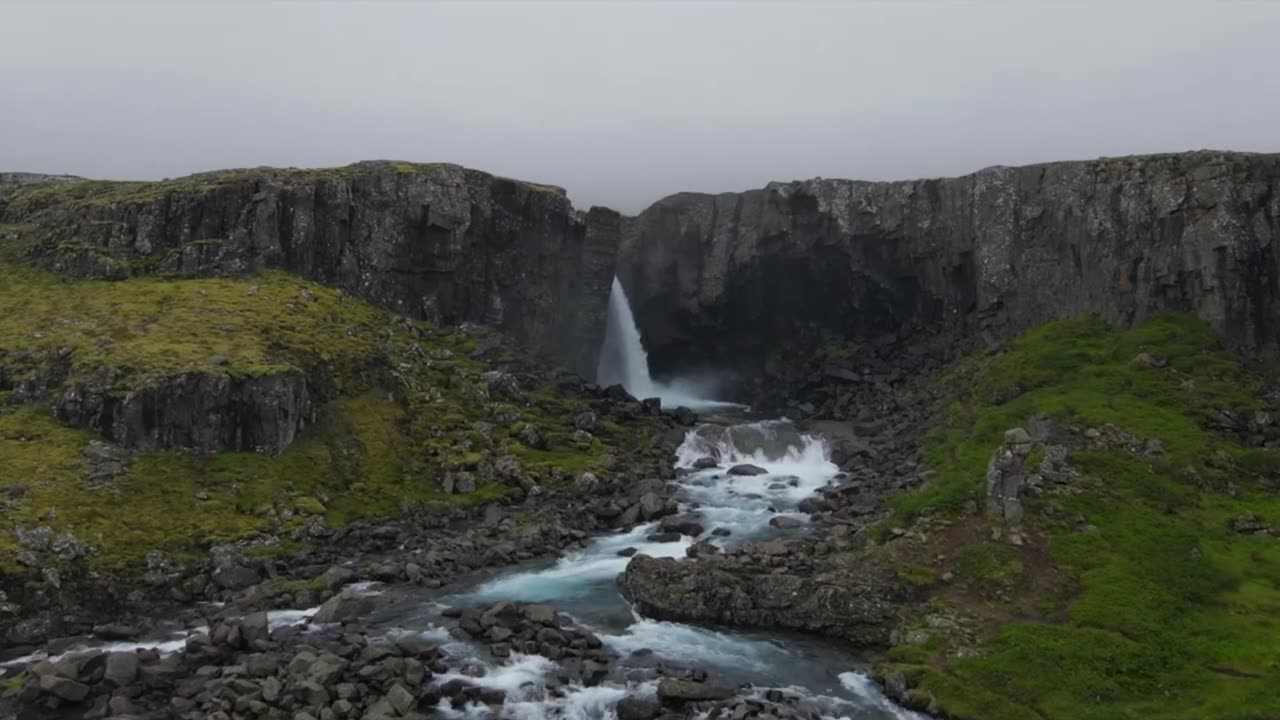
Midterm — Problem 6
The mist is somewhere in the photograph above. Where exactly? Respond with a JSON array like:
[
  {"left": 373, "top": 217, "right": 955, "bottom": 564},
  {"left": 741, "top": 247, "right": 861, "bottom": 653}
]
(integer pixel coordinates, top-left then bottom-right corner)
[{"left": 1, "top": 1, "right": 1277, "bottom": 213}]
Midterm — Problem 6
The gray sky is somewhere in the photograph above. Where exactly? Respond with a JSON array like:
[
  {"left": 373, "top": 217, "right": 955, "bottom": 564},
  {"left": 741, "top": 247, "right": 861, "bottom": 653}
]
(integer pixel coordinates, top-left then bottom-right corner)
[{"left": 2, "top": 1, "right": 1277, "bottom": 213}]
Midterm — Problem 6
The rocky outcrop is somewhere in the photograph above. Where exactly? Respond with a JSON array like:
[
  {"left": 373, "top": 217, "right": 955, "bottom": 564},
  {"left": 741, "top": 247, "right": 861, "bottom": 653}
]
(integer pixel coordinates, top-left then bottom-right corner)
[
  {"left": 0, "top": 162, "right": 620, "bottom": 377},
  {"left": 52, "top": 371, "right": 313, "bottom": 454},
  {"left": 619, "top": 151, "right": 1280, "bottom": 390},
  {"left": 618, "top": 546, "right": 911, "bottom": 646}
]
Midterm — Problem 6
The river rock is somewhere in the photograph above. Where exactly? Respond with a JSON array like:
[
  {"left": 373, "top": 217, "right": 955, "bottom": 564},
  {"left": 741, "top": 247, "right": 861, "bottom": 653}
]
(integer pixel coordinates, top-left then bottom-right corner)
[
  {"left": 769, "top": 516, "right": 805, "bottom": 529},
  {"left": 617, "top": 696, "right": 662, "bottom": 720},
  {"left": 658, "top": 677, "right": 735, "bottom": 704},
  {"left": 619, "top": 554, "right": 910, "bottom": 646},
  {"left": 313, "top": 590, "right": 378, "bottom": 624},
  {"left": 728, "top": 464, "right": 769, "bottom": 476},
  {"left": 659, "top": 514, "right": 705, "bottom": 537},
  {"left": 39, "top": 673, "right": 90, "bottom": 702},
  {"left": 103, "top": 651, "right": 139, "bottom": 687}
]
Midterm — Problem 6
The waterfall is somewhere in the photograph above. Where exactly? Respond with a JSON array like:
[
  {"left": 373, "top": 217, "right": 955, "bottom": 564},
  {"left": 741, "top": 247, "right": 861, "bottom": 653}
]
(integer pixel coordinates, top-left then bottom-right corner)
[
  {"left": 596, "top": 276, "right": 738, "bottom": 410},
  {"left": 597, "top": 277, "right": 657, "bottom": 398}
]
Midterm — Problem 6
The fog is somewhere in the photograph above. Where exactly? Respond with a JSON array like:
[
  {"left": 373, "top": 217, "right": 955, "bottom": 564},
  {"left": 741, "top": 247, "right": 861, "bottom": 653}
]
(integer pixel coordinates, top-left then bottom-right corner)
[{"left": 1, "top": 1, "right": 1276, "bottom": 213}]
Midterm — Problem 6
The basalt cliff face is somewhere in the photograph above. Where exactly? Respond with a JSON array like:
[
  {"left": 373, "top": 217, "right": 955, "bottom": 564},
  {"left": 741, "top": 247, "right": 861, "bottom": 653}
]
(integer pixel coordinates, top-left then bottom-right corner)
[
  {"left": 0, "top": 162, "right": 620, "bottom": 379},
  {"left": 618, "top": 151, "right": 1280, "bottom": 399}
]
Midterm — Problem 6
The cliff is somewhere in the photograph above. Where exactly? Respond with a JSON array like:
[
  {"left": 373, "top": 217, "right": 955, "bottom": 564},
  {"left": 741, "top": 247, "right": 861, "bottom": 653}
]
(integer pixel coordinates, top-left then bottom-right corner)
[
  {"left": 618, "top": 151, "right": 1280, "bottom": 393},
  {"left": 0, "top": 161, "right": 620, "bottom": 379}
]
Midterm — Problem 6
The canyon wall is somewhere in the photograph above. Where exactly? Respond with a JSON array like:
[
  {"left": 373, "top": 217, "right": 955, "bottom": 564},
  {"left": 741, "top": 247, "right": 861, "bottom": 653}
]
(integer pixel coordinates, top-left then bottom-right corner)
[
  {"left": 0, "top": 162, "right": 620, "bottom": 378},
  {"left": 618, "top": 151, "right": 1280, "bottom": 388}
]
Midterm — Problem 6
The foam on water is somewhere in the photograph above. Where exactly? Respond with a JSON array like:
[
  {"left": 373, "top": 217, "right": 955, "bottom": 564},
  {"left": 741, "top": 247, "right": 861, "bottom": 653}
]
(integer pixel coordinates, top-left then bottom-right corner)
[
  {"left": 838, "top": 673, "right": 930, "bottom": 720},
  {"left": 434, "top": 653, "right": 658, "bottom": 720},
  {"left": 267, "top": 607, "right": 319, "bottom": 629},
  {"left": 0, "top": 630, "right": 197, "bottom": 668},
  {"left": 600, "top": 617, "right": 789, "bottom": 674},
  {"left": 460, "top": 523, "right": 691, "bottom": 604}
]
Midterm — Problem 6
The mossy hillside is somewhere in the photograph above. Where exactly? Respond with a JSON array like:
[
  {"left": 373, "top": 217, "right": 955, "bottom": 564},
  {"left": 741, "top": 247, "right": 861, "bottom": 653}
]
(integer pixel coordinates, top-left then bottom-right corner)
[
  {"left": 0, "top": 265, "right": 656, "bottom": 578},
  {"left": 0, "top": 263, "right": 396, "bottom": 394},
  {"left": 877, "top": 314, "right": 1280, "bottom": 720}
]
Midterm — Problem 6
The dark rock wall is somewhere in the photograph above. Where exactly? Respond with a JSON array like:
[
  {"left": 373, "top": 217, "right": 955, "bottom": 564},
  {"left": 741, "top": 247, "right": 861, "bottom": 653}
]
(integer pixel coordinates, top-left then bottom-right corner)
[
  {"left": 618, "top": 151, "right": 1280, "bottom": 385},
  {"left": 1, "top": 162, "right": 620, "bottom": 378}
]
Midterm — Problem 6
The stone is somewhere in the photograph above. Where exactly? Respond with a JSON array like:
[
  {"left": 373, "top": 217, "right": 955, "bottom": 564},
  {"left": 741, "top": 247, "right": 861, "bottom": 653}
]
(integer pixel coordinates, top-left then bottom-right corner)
[
  {"left": 768, "top": 515, "right": 804, "bottom": 529},
  {"left": 103, "top": 651, "right": 139, "bottom": 687},
  {"left": 728, "top": 464, "right": 769, "bottom": 476},
  {"left": 659, "top": 514, "right": 704, "bottom": 537},
  {"left": 241, "top": 611, "right": 270, "bottom": 644},
  {"left": 616, "top": 697, "right": 661, "bottom": 720},
  {"left": 645, "top": 531, "right": 682, "bottom": 543},
  {"left": 262, "top": 676, "right": 283, "bottom": 703},
  {"left": 313, "top": 590, "right": 378, "bottom": 624},
  {"left": 386, "top": 683, "right": 416, "bottom": 715},
  {"left": 692, "top": 456, "right": 718, "bottom": 470},
  {"left": 39, "top": 674, "right": 90, "bottom": 702},
  {"left": 657, "top": 678, "right": 734, "bottom": 704},
  {"left": 637, "top": 492, "right": 668, "bottom": 520},
  {"left": 212, "top": 563, "right": 260, "bottom": 590},
  {"left": 316, "top": 565, "right": 356, "bottom": 591},
  {"left": 523, "top": 604, "right": 558, "bottom": 625}
]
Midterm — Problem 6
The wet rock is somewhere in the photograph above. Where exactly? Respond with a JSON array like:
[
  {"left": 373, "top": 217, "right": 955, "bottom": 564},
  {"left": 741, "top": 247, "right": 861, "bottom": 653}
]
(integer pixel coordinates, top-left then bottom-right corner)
[
  {"left": 617, "top": 696, "right": 662, "bottom": 720},
  {"left": 618, "top": 546, "right": 638, "bottom": 557},
  {"left": 645, "top": 531, "right": 682, "bottom": 543},
  {"left": 728, "top": 464, "right": 769, "bottom": 476},
  {"left": 768, "top": 516, "right": 805, "bottom": 530},
  {"left": 692, "top": 456, "right": 719, "bottom": 470},
  {"left": 658, "top": 677, "right": 734, "bottom": 704},
  {"left": 659, "top": 515, "right": 705, "bottom": 537},
  {"left": 313, "top": 589, "right": 378, "bottom": 624}
]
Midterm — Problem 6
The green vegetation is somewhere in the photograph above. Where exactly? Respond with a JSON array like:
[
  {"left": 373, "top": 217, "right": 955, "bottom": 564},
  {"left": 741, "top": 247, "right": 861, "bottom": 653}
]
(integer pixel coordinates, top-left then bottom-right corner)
[
  {"left": 0, "top": 261, "right": 652, "bottom": 577},
  {"left": 878, "top": 314, "right": 1280, "bottom": 719},
  {"left": 953, "top": 542, "right": 1023, "bottom": 581}
]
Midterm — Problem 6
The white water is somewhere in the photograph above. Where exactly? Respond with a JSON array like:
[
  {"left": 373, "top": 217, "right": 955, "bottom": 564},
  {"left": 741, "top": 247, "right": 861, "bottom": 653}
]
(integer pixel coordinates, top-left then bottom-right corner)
[
  {"left": 414, "top": 419, "right": 917, "bottom": 718},
  {"left": 596, "top": 277, "right": 740, "bottom": 411}
]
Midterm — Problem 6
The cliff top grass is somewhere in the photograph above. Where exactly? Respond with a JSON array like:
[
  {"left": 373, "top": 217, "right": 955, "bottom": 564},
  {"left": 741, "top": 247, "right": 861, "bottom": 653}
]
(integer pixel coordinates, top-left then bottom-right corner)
[
  {"left": 0, "top": 263, "right": 392, "bottom": 392},
  {"left": 0, "top": 160, "right": 563, "bottom": 218},
  {"left": 0, "top": 261, "right": 645, "bottom": 577},
  {"left": 878, "top": 313, "right": 1280, "bottom": 720}
]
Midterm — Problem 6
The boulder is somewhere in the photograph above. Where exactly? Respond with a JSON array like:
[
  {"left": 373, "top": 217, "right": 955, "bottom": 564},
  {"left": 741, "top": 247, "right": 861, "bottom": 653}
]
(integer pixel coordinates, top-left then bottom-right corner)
[
  {"left": 616, "top": 696, "right": 661, "bottom": 720},
  {"left": 313, "top": 590, "right": 378, "bottom": 624},
  {"left": 657, "top": 678, "right": 734, "bottom": 704},
  {"left": 728, "top": 464, "right": 769, "bottom": 476},
  {"left": 39, "top": 674, "right": 90, "bottom": 702},
  {"left": 103, "top": 651, "right": 139, "bottom": 687}
]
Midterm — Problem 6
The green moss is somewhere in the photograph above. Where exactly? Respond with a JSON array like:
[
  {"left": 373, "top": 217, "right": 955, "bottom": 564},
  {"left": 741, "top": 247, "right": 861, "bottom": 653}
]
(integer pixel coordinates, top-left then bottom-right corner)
[
  {"left": 0, "top": 264, "right": 394, "bottom": 393},
  {"left": 897, "top": 564, "right": 939, "bottom": 587},
  {"left": 886, "top": 313, "right": 1280, "bottom": 719}
]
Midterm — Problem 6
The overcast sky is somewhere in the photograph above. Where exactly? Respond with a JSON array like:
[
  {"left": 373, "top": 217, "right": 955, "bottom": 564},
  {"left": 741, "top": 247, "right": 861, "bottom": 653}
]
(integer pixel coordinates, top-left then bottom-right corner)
[{"left": 2, "top": 1, "right": 1277, "bottom": 213}]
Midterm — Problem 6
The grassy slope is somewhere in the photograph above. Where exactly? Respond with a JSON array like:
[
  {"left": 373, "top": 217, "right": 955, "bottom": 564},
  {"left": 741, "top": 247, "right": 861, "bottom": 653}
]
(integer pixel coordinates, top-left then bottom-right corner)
[
  {"left": 878, "top": 314, "right": 1280, "bottom": 720},
  {"left": 0, "top": 261, "right": 639, "bottom": 575}
]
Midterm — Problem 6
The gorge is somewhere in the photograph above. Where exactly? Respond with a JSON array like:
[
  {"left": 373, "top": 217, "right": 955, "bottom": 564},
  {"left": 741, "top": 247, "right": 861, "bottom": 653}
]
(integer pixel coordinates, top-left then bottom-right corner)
[{"left": 2, "top": 150, "right": 1279, "bottom": 720}]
